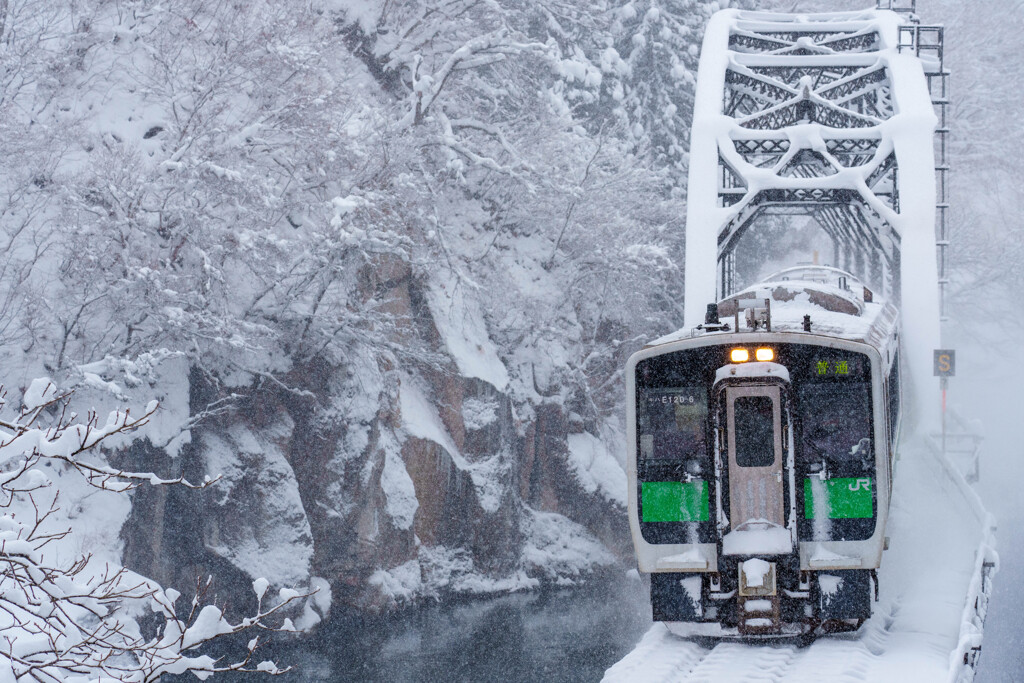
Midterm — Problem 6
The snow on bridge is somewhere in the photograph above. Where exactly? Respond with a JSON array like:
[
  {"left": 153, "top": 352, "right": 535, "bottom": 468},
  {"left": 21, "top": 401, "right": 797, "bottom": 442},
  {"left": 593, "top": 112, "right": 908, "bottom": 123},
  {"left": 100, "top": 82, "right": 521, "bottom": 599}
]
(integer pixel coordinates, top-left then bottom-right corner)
[
  {"left": 681, "top": 4, "right": 942, "bottom": 419},
  {"left": 610, "top": 4, "right": 996, "bottom": 681}
]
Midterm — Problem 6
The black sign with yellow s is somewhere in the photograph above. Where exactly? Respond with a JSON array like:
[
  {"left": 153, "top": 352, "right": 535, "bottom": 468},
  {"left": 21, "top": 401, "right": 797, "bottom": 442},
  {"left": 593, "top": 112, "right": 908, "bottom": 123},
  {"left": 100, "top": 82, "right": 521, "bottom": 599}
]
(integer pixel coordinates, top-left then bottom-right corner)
[{"left": 934, "top": 349, "right": 955, "bottom": 377}]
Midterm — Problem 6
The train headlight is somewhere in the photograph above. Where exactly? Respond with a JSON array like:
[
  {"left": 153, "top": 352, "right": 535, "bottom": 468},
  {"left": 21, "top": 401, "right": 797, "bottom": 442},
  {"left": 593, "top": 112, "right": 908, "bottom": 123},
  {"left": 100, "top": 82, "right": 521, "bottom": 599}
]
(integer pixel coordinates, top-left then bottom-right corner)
[
  {"left": 755, "top": 347, "right": 775, "bottom": 362},
  {"left": 730, "top": 348, "right": 750, "bottom": 363}
]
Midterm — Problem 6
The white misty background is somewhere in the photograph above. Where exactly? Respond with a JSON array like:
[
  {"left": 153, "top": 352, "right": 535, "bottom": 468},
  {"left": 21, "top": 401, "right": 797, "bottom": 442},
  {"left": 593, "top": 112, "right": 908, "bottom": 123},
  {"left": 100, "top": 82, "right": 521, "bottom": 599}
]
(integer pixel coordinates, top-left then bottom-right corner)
[{"left": 0, "top": 0, "right": 1019, "bottom": 680}]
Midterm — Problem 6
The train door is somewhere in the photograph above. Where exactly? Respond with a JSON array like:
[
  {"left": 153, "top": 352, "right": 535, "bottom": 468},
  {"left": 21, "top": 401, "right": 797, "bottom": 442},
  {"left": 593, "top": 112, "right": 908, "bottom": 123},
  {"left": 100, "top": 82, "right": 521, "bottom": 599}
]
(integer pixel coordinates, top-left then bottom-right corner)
[{"left": 725, "top": 385, "right": 785, "bottom": 528}]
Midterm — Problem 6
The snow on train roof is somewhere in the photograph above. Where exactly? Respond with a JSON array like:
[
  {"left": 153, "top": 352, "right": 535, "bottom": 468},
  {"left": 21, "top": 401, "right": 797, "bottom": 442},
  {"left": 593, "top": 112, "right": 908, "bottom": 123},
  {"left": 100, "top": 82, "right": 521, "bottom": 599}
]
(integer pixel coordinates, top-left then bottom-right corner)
[{"left": 650, "top": 269, "right": 898, "bottom": 348}]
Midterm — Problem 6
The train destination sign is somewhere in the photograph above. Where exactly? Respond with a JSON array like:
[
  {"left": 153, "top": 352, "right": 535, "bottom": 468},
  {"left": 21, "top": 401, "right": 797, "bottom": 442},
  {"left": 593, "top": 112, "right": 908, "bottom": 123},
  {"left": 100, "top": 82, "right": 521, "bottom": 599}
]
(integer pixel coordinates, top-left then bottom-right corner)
[{"left": 813, "top": 356, "right": 864, "bottom": 377}]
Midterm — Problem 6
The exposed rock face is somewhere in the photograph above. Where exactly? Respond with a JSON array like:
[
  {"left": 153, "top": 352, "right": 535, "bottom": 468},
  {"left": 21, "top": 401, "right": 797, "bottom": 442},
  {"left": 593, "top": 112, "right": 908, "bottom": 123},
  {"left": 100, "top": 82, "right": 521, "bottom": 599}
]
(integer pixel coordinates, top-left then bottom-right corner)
[{"left": 120, "top": 264, "right": 632, "bottom": 615}]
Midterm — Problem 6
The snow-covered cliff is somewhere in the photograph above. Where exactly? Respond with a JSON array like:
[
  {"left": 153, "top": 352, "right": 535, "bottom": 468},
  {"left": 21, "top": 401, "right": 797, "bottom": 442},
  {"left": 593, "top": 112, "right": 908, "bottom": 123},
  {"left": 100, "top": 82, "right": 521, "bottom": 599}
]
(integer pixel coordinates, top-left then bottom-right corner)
[{"left": 0, "top": 0, "right": 743, "bottom": 613}]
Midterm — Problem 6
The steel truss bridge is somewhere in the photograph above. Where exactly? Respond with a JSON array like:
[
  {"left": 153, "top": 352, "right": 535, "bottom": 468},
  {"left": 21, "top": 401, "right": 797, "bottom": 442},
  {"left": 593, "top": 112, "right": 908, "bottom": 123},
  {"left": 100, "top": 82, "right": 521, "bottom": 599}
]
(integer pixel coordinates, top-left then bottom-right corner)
[
  {"left": 609, "top": 3, "right": 996, "bottom": 681},
  {"left": 682, "top": 0, "right": 950, "bottom": 405}
]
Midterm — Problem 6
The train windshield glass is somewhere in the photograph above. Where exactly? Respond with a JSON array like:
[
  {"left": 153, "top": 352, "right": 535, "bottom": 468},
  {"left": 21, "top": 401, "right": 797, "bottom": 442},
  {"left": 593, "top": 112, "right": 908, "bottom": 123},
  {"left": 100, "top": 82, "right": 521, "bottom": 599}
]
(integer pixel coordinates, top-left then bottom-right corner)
[
  {"left": 638, "top": 387, "right": 708, "bottom": 461},
  {"left": 799, "top": 382, "right": 872, "bottom": 464}
]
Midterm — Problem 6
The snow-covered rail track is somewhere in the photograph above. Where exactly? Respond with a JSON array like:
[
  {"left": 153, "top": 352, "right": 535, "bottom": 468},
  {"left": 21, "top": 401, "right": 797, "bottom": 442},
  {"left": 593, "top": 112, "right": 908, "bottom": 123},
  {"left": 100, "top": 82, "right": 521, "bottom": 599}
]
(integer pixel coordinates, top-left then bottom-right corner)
[{"left": 605, "top": 436, "right": 997, "bottom": 683}]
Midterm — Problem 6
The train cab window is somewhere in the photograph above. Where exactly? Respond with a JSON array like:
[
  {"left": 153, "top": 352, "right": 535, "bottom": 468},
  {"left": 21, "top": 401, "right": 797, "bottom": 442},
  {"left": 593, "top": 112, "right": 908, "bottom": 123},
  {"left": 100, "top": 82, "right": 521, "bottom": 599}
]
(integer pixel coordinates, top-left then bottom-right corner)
[
  {"left": 733, "top": 396, "right": 775, "bottom": 467},
  {"left": 799, "top": 382, "right": 873, "bottom": 471},
  {"left": 638, "top": 387, "right": 709, "bottom": 473}
]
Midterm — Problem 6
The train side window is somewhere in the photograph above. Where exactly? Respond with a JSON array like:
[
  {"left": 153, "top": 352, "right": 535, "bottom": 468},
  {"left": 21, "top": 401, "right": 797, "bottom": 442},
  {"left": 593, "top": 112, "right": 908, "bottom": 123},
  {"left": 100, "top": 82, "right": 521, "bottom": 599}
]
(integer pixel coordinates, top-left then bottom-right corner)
[
  {"left": 639, "top": 387, "right": 709, "bottom": 466},
  {"left": 888, "top": 351, "right": 900, "bottom": 438}
]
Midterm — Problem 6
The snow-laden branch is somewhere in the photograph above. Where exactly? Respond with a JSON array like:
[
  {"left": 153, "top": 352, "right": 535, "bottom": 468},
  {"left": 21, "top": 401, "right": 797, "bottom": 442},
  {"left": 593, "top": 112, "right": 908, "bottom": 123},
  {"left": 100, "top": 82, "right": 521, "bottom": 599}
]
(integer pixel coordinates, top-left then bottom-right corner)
[
  {"left": 0, "top": 379, "right": 304, "bottom": 681},
  {"left": 0, "top": 379, "right": 207, "bottom": 493},
  {"left": 403, "top": 29, "right": 547, "bottom": 126}
]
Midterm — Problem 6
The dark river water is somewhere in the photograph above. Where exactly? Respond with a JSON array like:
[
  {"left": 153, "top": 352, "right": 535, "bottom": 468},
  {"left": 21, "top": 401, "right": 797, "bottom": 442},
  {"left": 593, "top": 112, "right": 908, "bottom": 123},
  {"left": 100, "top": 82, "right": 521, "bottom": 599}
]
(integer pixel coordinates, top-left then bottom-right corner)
[{"left": 232, "top": 573, "right": 652, "bottom": 682}]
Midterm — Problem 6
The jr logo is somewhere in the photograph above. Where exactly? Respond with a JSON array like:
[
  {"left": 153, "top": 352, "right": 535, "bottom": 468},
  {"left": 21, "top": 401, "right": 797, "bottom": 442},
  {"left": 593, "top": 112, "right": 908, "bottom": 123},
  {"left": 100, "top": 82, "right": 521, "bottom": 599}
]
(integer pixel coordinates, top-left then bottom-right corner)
[{"left": 848, "top": 478, "right": 871, "bottom": 492}]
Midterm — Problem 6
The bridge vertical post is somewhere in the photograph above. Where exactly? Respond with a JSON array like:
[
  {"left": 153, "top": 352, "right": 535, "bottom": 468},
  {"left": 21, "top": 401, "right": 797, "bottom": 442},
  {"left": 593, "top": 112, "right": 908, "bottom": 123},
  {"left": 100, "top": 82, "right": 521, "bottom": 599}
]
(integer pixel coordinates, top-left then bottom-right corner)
[{"left": 870, "top": 251, "right": 882, "bottom": 291}]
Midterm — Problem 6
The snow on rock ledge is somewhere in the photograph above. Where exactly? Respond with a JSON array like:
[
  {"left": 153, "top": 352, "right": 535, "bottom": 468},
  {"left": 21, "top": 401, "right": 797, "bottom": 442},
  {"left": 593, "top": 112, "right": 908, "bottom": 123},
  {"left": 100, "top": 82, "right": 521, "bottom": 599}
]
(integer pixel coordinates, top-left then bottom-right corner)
[
  {"left": 566, "top": 432, "right": 628, "bottom": 507},
  {"left": 370, "top": 507, "right": 619, "bottom": 605},
  {"left": 370, "top": 545, "right": 541, "bottom": 607},
  {"left": 425, "top": 273, "right": 510, "bottom": 391},
  {"left": 521, "top": 507, "right": 617, "bottom": 583},
  {"left": 199, "top": 418, "right": 313, "bottom": 592},
  {"left": 399, "top": 377, "right": 504, "bottom": 514},
  {"left": 379, "top": 432, "right": 418, "bottom": 530}
]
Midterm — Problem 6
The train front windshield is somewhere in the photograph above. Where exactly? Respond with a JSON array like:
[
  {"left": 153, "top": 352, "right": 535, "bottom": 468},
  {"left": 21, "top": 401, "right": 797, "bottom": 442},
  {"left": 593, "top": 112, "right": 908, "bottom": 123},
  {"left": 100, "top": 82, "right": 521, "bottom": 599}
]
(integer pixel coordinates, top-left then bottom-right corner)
[
  {"left": 639, "top": 388, "right": 708, "bottom": 468},
  {"left": 791, "top": 350, "right": 878, "bottom": 541},
  {"left": 799, "top": 382, "right": 873, "bottom": 465},
  {"left": 634, "top": 343, "right": 878, "bottom": 544}
]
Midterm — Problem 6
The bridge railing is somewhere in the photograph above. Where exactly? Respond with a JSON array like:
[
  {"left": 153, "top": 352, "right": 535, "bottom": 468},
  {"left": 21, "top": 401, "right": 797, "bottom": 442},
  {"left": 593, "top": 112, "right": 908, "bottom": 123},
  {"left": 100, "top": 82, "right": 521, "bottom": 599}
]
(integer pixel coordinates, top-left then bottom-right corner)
[
  {"left": 896, "top": 20, "right": 951, "bottom": 321},
  {"left": 923, "top": 431, "right": 998, "bottom": 682}
]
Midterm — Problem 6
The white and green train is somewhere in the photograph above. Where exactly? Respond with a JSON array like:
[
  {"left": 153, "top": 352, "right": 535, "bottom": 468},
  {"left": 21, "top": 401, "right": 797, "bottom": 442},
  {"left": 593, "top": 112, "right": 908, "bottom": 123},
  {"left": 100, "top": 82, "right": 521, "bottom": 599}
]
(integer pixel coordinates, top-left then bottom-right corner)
[{"left": 626, "top": 265, "right": 901, "bottom": 637}]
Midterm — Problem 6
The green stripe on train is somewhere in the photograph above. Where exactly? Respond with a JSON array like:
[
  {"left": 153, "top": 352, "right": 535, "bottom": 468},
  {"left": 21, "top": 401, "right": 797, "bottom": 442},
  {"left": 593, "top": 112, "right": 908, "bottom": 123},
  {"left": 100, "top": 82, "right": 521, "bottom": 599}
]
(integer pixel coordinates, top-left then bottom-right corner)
[
  {"left": 641, "top": 481, "right": 709, "bottom": 522},
  {"left": 803, "top": 477, "right": 874, "bottom": 519}
]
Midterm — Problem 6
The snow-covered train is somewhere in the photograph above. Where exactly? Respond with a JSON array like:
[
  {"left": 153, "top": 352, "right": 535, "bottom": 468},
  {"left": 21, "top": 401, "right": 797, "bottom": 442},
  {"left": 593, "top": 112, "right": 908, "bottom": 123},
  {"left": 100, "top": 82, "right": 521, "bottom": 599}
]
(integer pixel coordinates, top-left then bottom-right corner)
[{"left": 626, "top": 265, "right": 901, "bottom": 636}]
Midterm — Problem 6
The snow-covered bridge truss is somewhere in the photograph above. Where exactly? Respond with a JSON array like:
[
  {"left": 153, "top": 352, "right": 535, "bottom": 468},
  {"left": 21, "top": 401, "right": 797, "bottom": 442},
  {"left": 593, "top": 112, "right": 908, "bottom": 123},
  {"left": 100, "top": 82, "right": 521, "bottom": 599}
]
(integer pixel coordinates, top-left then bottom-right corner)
[
  {"left": 682, "top": 3, "right": 946, "bottom": 400},
  {"left": 718, "top": 26, "right": 904, "bottom": 296}
]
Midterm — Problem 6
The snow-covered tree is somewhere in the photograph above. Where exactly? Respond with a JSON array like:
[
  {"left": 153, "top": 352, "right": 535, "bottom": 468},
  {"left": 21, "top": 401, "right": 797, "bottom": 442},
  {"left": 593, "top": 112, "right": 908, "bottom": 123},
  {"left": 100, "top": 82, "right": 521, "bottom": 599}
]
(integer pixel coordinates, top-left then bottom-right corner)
[
  {"left": 0, "top": 379, "right": 302, "bottom": 681},
  {"left": 0, "top": 0, "right": 736, "bottom": 613},
  {"left": 601, "top": 0, "right": 717, "bottom": 176},
  {"left": 938, "top": 0, "right": 1024, "bottom": 324}
]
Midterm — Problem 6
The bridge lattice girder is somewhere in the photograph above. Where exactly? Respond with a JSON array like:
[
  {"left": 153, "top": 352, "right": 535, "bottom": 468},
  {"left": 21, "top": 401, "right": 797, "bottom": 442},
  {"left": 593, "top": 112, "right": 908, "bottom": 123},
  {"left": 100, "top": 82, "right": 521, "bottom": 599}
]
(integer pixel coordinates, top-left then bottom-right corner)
[{"left": 683, "top": 7, "right": 944, "bottom": 419}]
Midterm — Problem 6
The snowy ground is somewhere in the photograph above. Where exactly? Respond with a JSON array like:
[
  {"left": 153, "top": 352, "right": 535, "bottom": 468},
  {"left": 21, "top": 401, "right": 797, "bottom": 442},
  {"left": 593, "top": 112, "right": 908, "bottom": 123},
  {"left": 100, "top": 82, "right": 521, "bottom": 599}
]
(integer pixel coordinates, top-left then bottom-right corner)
[
  {"left": 952, "top": 337, "right": 1024, "bottom": 683},
  {"left": 604, "top": 435, "right": 993, "bottom": 683}
]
